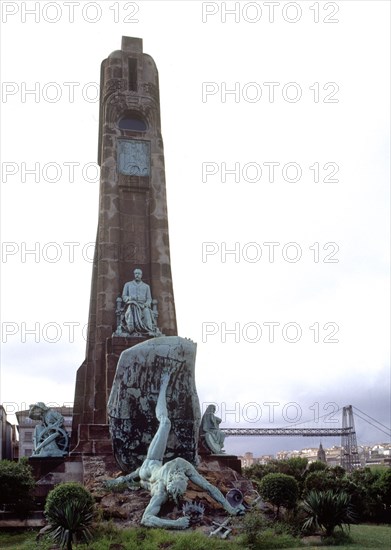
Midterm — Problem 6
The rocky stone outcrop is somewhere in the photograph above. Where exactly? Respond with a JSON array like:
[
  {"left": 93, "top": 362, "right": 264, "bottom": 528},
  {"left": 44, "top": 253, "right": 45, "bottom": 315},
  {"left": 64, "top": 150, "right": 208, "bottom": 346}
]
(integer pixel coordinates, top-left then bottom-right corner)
[{"left": 85, "top": 455, "right": 255, "bottom": 530}]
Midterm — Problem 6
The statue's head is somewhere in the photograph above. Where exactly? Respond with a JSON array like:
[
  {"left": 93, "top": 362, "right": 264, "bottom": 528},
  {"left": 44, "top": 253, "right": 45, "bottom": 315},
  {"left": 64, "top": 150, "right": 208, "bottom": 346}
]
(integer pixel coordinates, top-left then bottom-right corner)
[
  {"left": 167, "top": 470, "right": 188, "bottom": 503},
  {"left": 29, "top": 402, "right": 49, "bottom": 420},
  {"left": 133, "top": 268, "right": 142, "bottom": 282}
]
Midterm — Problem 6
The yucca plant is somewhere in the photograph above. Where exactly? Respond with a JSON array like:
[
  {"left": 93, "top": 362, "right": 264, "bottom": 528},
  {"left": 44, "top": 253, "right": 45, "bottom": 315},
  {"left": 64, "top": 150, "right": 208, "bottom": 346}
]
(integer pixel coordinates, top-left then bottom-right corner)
[
  {"left": 302, "top": 489, "right": 357, "bottom": 537},
  {"left": 45, "top": 482, "right": 94, "bottom": 550},
  {"left": 46, "top": 500, "right": 93, "bottom": 550}
]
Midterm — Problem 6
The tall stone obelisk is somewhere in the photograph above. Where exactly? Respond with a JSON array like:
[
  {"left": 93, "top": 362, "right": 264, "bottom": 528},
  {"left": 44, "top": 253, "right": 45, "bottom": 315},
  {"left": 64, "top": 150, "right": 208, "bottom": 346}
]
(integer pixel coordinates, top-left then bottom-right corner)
[{"left": 71, "top": 37, "right": 177, "bottom": 451}]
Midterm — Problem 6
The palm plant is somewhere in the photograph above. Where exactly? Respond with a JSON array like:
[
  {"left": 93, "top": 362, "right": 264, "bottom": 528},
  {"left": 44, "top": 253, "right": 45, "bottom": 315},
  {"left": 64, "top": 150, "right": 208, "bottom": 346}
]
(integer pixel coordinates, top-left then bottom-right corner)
[
  {"left": 46, "top": 500, "right": 93, "bottom": 550},
  {"left": 302, "top": 489, "right": 357, "bottom": 537}
]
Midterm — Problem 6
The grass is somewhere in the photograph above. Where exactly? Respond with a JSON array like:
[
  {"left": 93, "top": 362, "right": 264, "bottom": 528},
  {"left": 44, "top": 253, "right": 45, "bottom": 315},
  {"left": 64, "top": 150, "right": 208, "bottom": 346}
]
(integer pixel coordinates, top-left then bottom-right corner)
[
  {"left": 0, "top": 529, "right": 52, "bottom": 549},
  {"left": 0, "top": 527, "right": 244, "bottom": 549},
  {"left": 75, "top": 525, "right": 244, "bottom": 549},
  {"left": 296, "top": 524, "right": 391, "bottom": 549},
  {"left": 0, "top": 523, "right": 389, "bottom": 549},
  {"left": 327, "top": 524, "right": 390, "bottom": 548}
]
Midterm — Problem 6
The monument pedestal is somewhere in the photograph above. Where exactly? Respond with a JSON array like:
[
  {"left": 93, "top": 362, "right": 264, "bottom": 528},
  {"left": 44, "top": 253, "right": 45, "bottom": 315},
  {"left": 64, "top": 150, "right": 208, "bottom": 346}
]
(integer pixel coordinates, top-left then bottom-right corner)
[
  {"left": 200, "top": 453, "right": 242, "bottom": 474},
  {"left": 72, "top": 334, "right": 153, "bottom": 454},
  {"left": 71, "top": 423, "right": 112, "bottom": 456},
  {"left": 28, "top": 456, "right": 84, "bottom": 504},
  {"left": 106, "top": 335, "right": 154, "bottom": 392}
]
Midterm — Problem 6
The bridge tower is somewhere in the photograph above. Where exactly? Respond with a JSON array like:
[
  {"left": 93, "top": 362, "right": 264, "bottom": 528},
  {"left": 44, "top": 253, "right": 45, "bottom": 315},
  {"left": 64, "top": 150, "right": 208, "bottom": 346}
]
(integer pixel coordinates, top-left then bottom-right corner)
[{"left": 341, "top": 405, "right": 360, "bottom": 472}]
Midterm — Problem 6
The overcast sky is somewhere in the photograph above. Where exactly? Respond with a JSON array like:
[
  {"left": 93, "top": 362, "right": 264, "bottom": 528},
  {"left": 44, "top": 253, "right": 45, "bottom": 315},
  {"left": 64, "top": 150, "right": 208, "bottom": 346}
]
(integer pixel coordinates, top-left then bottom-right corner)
[{"left": 1, "top": 1, "right": 390, "bottom": 456}]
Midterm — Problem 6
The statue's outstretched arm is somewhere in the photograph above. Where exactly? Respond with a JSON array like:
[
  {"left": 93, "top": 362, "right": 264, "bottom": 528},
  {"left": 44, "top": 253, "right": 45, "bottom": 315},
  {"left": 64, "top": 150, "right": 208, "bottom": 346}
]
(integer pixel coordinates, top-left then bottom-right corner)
[
  {"left": 187, "top": 468, "right": 242, "bottom": 515},
  {"left": 141, "top": 493, "right": 190, "bottom": 529},
  {"left": 105, "top": 467, "right": 141, "bottom": 488}
]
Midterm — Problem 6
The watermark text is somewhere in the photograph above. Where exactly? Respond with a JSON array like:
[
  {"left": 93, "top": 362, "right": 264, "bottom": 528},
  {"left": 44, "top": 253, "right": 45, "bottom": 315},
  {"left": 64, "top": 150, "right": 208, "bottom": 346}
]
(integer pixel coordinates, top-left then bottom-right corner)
[
  {"left": 1, "top": 242, "right": 139, "bottom": 263},
  {"left": 1, "top": 2, "right": 140, "bottom": 24},
  {"left": 202, "top": 2, "right": 340, "bottom": 24},
  {"left": 202, "top": 242, "right": 339, "bottom": 263},
  {"left": 201, "top": 400, "right": 340, "bottom": 424},
  {"left": 202, "top": 161, "right": 339, "bottom": 183},
  {"left": 2, "top": 162, "right": 100, "bottom": 183},
  {"left": 202, "top": 321, "right": 340, "bottom": 343},
  {"left": 202, "top": 81, "right": 339, "bottom": 103}
]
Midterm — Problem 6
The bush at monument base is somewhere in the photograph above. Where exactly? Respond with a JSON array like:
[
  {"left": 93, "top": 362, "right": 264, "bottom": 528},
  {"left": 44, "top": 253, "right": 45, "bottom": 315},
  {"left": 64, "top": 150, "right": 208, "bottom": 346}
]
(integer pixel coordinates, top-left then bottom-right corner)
[
  {"left": 44, "top": 481, "right": 94, "bottom": 521},
  {"left": 0, "top": 457, "right": 35, "bottom": 516}
]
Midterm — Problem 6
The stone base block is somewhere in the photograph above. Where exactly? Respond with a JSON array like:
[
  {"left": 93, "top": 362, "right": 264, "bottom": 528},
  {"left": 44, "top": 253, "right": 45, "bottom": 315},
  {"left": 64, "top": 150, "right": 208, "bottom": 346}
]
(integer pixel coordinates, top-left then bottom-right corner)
[
  {"left": 70, "top": 423, "right": 112, "bottom": 455},
  {"left": 203, "top": 454, "right": 242, "bottom": 474},
  {"left": 28, "top": 455, "right": 84, "bottom": 504}
]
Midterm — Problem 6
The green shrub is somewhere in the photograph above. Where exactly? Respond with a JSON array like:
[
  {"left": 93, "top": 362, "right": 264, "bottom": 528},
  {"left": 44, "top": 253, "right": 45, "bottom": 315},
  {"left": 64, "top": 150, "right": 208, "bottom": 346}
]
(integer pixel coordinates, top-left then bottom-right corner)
[
  {"left": 330, "top": 465, "right": 346, "bottom": 478},
  {"left": 374, "top": 468, "right": 391, "bottom": 509},
  {"left": 304, "top": 470, "right": 339, "bottom": 493},
  {"left": 45, "top": 482, "right": 94, "bottom": 521},
  {"left": 240, "top": 510, "right": 301, "bottom": 549},
  {"left": 241, "top": 510, "right": 271, "bottom": 546},
  {"left": 346, "top": 467, "right": 388, "bottom": 522},
  {"left": 245, "top": 458, "right": 308, "bottom": 496},
  {"left": 306, "top": 460, "right": 328, "bottom": 474},
  {"left": 0, "top": 458, "right": 35, "bottom": 517},
  {"left": 45, "top": 482, "right": 94, "bottom": 549},
  {"left": 259, "top": 473, "right": 299, "bottom": 518},
  {"left": 280, "top": 457, "right": 308, "bottom": 480}
]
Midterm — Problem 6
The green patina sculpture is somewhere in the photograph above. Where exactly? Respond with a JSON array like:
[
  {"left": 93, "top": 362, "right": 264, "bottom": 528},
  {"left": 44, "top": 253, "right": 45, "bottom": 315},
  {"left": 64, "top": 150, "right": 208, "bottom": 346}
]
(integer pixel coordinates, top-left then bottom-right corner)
[
  {"left": 115, "top": 268, "right": 162, "bottom": 337},
  {"left": 29, "top": 402, "right": 69, "bottom": 458},
  {"left": 106, "top": 370, "right": 243, "bottom": 529},
  {"left": 107, "top": 336, "right": 200, "bottom": 473},
  {"left": 200, "top": 405, "right": 226, "bottom": 454}
]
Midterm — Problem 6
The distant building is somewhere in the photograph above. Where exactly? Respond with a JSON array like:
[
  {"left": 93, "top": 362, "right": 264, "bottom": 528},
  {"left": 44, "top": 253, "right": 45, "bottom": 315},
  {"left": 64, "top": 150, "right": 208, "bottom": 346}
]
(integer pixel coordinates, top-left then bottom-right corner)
[
  {"left": 240, "top": 452, "right": 255, "bottom": 468},
  {"left": 16, "top": 406, "right": 73, "bottom": 459},
  {"left": 364, "top": 443, "right": 391, "bottom": 466},
  {"left": 276, "top": 447, "right": 319, "bottom": 462},
  {"left": 300, "top": 447, "right": 319, "bottom": 461},
  {"left": 257, "top": 455, "right": 274, "bottom": 465},
  {"left": 0, "top": 405, "right": 15, "bottom": 460},
  {"left": 371, "top": 443, "right": 391, "bottom": 457},
  {"left": 276, "top": 450, "right": 290, "bottom": 460},
  {"left": 0, "top": 405, "right": 7, "bottom": 459},
  {"left": 239, "top": 441, "right": 391, "bottom": 470},
  {"left": 239, "top": 452, "right": 274, "bottom": 468},
  {"left": 10, "top": 424, "right": 18, "bottom": 460},
  {"left": 324, "top": 445, "right": 342, "bottom": 466},
  {"left": 317, "top": 443, "right": 326, "bottom": 463}
]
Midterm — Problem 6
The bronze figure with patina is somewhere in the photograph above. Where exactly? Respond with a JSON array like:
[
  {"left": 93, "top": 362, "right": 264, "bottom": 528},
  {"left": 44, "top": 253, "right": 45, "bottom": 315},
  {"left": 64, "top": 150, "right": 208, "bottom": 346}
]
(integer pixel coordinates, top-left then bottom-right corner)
[{"left": 107, "top": 370, "right": 243, "bottom": 529}]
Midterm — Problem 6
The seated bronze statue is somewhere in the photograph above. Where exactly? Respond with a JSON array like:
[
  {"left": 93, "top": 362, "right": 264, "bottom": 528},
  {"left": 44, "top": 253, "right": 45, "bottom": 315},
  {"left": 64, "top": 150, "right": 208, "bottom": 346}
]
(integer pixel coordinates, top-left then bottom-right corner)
[{"left": 114, "top": 268, "right": 161, "bottom": 337}]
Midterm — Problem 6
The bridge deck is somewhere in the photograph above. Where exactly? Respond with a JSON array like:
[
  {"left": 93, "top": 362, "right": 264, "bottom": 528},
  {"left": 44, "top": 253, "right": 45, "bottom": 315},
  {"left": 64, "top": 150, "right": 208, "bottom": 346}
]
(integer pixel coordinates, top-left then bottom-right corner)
[{"left": 222, "top": 427, "right": 354, "bottom": 437}]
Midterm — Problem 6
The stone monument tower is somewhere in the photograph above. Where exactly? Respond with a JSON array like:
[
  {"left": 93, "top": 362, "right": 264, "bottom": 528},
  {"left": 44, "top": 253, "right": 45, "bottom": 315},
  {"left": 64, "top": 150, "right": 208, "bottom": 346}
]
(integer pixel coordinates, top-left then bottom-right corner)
[{"left": 71, "top": 37, "right": 178, "bottom": 452}]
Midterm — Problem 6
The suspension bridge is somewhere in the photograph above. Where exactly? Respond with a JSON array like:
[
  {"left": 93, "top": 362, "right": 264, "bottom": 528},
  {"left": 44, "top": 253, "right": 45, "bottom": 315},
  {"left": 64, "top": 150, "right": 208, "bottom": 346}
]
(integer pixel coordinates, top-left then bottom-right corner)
[{"left": 222, "top": 405, "right": 391, "bottom": 472}]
